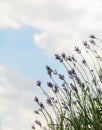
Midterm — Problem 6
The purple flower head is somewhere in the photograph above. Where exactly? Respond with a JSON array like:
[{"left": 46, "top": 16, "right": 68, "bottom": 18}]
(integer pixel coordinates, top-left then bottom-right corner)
[
  {"left": 72, "top": 55, "right": 77, "bottom": 62},
  {"left": 47, "top": 98, "right": 52, "bottom": 105},
  {"left": 62, "top": 83, "right": 65, "bottom": 87},
  {"left": 70, "top": 83, "right": 78, "bottom": 93},
  {"left": 68, "top": 68, "right": 76, "bottom": 76},
  {"left": 53, "top": 85, "right": 59, "bottom": 93},
  {"left": 32, "top": 124, "right": 35, "bottom": 129},
  {"left": 61, "top": 53, "right": 66, "bottom": 59},
  {"left": 82, "top": 59, "right": 87, "bottom": 65},
  {"left": 71, "top": 68, "right": 75, "bottom": 74},
  {"left": 62, "top": 103, "right": 69, "bottom": 110},
  {"left": 83, "top": 41, "right": 90, "bottom": 49},
  {"left": 54, "top": 54, "right": 61, "bottom": 60},
  {"left": 83, "top": 41, "right": 88, "bottom": 46},
  {"left": 68, "top": 70, "right": 72, "bottom": 75},
  {"left": 89, "top": 34, "right": 96, "bottom": 39},
  {"left": 47, "top": 82, "right": 53, "bottom": 88},
  {"left": 35, "top": 120, "right": 42, "bottom": 127},
  {"left": 63, "top": 87, "right": 69, "bottom": 94},
  {"left": 36, "top": 80, "right": 41, "bottom": 87},
  {"left": 39, "top": 102, "right": 44, "bottom": 109},
  {"left": 34, "top": 96, "right": 39, "bottom": 103},
  {"left": 74, "top": 46, "right": 81, "bottom": 54},
  {"left": 75, "top": 75, "right": 81, "bottom": 84},
  {"left": 54, "top": 54, "right": 63, "bottom": 62},
  {"left": 89, "top": 40, "right": 96, "bottom": 45},
  {"left": 59, "top": 74, "right": 64, "bottom": 80},
  {"left": 34, "top": 110, "right": 39, "bottom": 114},
  {"left": 67, "top": 56, "right": 72, "bottom": 61},
  {"left": 50, "top": 97, "right": 57, "bottom": 103},
  {"left": 46, "top": 66, "right": 53, "bottom": 77}
]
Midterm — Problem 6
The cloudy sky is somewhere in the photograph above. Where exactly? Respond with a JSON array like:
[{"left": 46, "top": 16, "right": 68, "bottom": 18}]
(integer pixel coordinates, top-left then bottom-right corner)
[{"left": 0, "top": 0, "right": 102, "bottom": 130}]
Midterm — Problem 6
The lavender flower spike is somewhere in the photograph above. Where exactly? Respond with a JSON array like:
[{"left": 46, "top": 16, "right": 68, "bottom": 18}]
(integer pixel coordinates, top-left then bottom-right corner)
[
  {"left": 89, "top": 40, "right": 96, "bottom": 45},
  {"left": 35, "top": 120, "right": 42, "bottom": 127},
  {"left": 46, "top": 66, "right": 53, "bottom": 77},
  {"left": 70, "top": 83, "right": 78, "bottom": 93},
  {"left": 47, "top": 98, "right": 52, "bottom": 105},
  {"left": 54, "top": 54, "right": 61, "bottom": 60},
  {"left": 39, "top": 102, "right": 44, "bottom": 109},
  {"left": 47, "top": 82, "right": 53, "bottom": 88},
  {"left": 61, "top": 53, "right": 66, "bottom": 59},
  {"left": 36, "top": 80, "right": 41, "bottom": 87},
  {"left": 62, "top": 103, "right": 69, "bottom": 110},
  {"left": 89, "top": 34, "right": 96, "bottom": 39},
  {"left": 34, "top": 96, "right": 39, "bottom": 103},
  {"left": 32, "top": 124, "right": 35, "bottom": 129},
  {"left": 59, "top": 74, "right": 64, "bottom": 80},
  {"left": 34, "top": 110, "right": 39, "bottom": 114},
  {"left": 74, "top": 46, "right": 81, "bottom": 54},
  {"left": 53, "top": 85, "right": 59, "bottom": 93}
]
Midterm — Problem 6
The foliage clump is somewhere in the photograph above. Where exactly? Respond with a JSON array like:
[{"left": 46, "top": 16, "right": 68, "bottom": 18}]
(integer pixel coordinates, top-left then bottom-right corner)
[{"left": 32, "top": 35, "right": 102, "bottom": 130}]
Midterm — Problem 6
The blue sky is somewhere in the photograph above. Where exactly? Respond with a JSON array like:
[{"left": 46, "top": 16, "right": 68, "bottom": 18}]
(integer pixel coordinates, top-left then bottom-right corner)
[
  {"left": 0, "top": 27, "right": 54, "bottom": 80},
  {"left": 0, "top": 27, "right": 53, "bottom": 130},
  {"left": 0, "top": 0, "right": 102, "bottom": 130},
  {"left": 0, "top": 27, "right": 66, "bottom": 81},
  {"left": 0, "top": 27, "right": 66, "bottom": 130}
]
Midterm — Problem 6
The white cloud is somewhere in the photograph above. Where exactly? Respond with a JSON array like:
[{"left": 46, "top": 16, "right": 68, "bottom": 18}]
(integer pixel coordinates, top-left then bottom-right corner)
[
  {"left": 33, "top": 31, "right": 80, "bottom": 54},
  {"left": 0, "top": 65, "right": 44, "bottom": 130},
  {"left": 0, "top": 1, "right": 21, "bottom": 29},
  {"left": 0, "top": 0, "right": 102, "bottom": 53}
]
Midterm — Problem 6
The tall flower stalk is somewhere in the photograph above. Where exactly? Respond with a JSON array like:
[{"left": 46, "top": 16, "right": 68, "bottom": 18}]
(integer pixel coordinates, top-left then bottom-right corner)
[{"left": 32, "top": 35, "right": 102, "bottom": 130}]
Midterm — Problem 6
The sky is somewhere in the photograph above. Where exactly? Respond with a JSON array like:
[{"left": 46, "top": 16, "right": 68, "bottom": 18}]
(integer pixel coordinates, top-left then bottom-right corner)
[{"left": 0, "top": 0, "right": 102, "bottom": 130}]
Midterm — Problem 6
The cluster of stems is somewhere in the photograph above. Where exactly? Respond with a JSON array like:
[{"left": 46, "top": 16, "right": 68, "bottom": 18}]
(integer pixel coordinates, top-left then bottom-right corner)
[{"left": 32, "top": 35, "right": 102, "bottom": 130}]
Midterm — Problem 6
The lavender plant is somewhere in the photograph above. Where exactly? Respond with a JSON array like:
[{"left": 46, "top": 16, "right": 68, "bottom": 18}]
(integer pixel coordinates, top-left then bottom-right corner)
[{"left": 32, "top": 35, "right": 102, "bottom": 130}]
